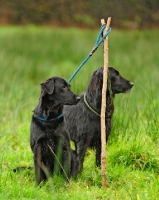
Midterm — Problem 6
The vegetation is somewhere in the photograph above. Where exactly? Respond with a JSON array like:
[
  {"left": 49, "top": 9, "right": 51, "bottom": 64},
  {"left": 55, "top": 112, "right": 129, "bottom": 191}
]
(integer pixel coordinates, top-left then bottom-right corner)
[
  {"left": 1, "top": 1, "right": 159, "bottom": 28},
  {"left": 0, "top": 26, "right": 159, "bottom": 199}
]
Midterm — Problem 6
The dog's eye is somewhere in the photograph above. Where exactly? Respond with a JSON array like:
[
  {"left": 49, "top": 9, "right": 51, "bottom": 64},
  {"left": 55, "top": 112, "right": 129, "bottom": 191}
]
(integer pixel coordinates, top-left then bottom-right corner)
[{"left": 62, "top": 85, "right": 67, "bottom": 89}]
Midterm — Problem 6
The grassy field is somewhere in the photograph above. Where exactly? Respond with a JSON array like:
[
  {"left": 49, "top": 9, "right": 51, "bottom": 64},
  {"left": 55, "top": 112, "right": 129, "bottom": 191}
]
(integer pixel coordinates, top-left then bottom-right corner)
[{"left": 0, "top": 25, "right": 159, "bottom": 200}]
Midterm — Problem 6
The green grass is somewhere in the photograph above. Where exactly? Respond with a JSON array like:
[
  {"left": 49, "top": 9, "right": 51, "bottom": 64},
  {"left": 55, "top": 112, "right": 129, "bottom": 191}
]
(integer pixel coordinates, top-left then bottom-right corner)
[{"left": 0, "top": 25, "right": 159, "bottom": 200}]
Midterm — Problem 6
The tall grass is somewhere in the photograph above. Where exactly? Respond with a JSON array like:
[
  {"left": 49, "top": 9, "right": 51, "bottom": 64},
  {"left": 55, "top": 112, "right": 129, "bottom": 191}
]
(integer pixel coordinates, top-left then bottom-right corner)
[{"left": 0, "top": 25, "right": 159, "bottom": 199}]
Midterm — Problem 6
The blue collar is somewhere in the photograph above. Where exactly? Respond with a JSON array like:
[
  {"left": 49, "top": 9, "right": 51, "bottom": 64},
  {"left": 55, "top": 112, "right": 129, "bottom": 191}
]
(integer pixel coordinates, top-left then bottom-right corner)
[{"left": 35, "top": 114, "right": 63, "bottom": 122}]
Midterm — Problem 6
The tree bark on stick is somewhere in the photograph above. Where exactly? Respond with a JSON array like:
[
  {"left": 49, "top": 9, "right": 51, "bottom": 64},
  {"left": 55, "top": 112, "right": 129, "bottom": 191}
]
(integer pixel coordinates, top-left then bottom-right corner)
[{"left": 100, "top": 17, "right": 111, "bottom": 188}]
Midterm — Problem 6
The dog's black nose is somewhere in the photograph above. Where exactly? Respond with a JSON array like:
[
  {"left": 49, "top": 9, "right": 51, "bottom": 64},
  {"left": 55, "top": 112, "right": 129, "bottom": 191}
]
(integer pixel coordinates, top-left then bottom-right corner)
[
  {"left": 76, "top": 96, "right": 81, "bottom": 101},
  {"left": 130, "top": 82, "right": 134, "bottom": 87}
]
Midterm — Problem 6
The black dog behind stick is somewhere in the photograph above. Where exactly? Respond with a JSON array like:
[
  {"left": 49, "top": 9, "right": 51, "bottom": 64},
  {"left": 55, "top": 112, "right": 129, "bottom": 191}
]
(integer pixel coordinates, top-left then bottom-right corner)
[
  {"left": 63, "top": 67, "right": 134, "bottom": 171},
  {"left": 30, "top": 76, "right": 80, "bottom": 185}
]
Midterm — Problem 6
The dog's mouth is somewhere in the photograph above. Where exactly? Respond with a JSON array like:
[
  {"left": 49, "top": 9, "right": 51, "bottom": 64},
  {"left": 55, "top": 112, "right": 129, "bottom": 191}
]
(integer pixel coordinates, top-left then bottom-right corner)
[
  {"left": 124, "top": 83, "right": 134, "bottom": 93},
  {"left": 124, "top": 89, "right": 131, "bottom": 93},
  {"left": 65, "top": 96, "right": 80, "bottom": 105},
  {"left": 124, "top": 87, "right": 133, "bottom": 93},
  {"left": 65, "top": 100, "right": 79, "bottom": 105}
]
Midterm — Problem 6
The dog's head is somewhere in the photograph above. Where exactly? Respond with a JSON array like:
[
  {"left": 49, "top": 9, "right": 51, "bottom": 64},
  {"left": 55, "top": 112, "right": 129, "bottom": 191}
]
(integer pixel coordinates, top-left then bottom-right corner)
[
  {"left": 40, "top": 76, "right": 79, "bottom": 105},
  {"left": 109, "top": 67, "right": 134, "bottom": 94},
  {"left": 88, "top": 67, "right": 133, "bottom": 97}
]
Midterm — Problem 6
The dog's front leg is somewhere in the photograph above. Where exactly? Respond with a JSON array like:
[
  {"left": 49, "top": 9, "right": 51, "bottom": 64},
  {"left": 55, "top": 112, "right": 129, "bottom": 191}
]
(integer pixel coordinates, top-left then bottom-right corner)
[
  {"left": 95, "top": 133, "right": 101, "bottom": 167},
  {"left": 34, "top": 159, "right": 46, "bottom": 185},
  {"left": 70, "top": 150, "right": 80, "bottom": 178},
  {"left": 62, "top": 150, "right": 71, "bottom": 183},
  {"left": 34, "top": 144, "right": 50, "bottom": 185},
  {"left": 77, "top": 143, "right": 88, "bottom": 172}
]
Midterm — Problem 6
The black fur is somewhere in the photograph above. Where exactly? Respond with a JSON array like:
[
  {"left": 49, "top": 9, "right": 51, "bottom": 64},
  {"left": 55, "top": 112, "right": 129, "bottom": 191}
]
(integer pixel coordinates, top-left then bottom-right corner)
[
  {"left": 30, "top": 76, "right": 80, "bottom": 185},
  {"left": 63, "top": 67, "right": 134, "bottom": 170}
]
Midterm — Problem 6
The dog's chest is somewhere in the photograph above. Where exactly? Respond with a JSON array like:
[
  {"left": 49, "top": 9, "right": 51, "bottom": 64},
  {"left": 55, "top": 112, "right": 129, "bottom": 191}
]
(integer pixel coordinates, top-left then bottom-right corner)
[{"left": 41, "top": 128, "right": 64, "bottom": 162}]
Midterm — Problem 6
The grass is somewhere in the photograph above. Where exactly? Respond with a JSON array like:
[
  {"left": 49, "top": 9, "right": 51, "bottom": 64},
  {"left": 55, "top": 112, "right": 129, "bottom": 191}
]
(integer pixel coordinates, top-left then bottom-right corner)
[{"left": 0, "top": 25, "right": 159, "bottom": 199}]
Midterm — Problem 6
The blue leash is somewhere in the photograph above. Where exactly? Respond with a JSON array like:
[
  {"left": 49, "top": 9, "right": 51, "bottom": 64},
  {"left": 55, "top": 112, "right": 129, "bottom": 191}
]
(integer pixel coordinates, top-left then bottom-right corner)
[
  {"left": 36, "top": 24, "right": 111, "bottom": 122},
  {"left": 68, "top": 24, "right": 111, "bottom": 83}
]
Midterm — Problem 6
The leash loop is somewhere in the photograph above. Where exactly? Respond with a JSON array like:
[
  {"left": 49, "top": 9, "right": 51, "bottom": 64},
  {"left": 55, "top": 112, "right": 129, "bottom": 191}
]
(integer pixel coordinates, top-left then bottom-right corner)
[{"left": 68, "top": 25, "right": 111, "bottom": 83}]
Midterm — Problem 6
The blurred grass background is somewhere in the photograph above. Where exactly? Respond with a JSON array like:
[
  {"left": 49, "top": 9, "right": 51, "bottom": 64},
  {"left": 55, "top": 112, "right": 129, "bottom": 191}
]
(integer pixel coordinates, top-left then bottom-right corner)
[{"left": 0, "top": 26, "right": 159, "bottom": 199}]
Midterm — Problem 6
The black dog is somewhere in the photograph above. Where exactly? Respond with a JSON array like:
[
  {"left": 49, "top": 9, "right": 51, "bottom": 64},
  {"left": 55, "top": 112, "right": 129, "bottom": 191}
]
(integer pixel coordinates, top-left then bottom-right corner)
[
  {"left": 63, "top": 67, "right": 134, "bottom": 170},
  {"left": 30, "top": 76, "right": 80, "bottom": 185}
]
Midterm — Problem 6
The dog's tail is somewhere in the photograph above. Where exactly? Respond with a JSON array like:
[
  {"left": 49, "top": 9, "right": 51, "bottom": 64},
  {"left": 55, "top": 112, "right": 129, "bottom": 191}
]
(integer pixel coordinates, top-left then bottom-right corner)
[{"left": 13, "top": 166, "right": 33, "bottom": 172}]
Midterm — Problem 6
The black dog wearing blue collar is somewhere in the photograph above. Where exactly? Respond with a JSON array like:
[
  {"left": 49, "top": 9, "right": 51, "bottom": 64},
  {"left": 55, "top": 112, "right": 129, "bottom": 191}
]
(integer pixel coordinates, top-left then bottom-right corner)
[{"left": 30, "top": 76, "right": 80, "bottom": 185}]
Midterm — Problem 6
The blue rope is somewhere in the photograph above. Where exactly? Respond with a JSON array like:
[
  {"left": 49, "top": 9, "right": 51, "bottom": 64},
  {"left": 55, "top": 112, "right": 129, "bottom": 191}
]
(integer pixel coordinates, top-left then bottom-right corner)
[
  {"left": 36, "top": 25, "right": 111, "bottom": 122},
  {"left": 68, "top": 24, "right": 111, "bottom": 83}
]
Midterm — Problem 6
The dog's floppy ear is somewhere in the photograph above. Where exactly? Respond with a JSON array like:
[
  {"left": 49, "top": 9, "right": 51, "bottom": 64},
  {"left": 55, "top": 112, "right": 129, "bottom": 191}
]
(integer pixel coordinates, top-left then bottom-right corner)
[{"left": 40, "top": 78, "right": 55, "bottom": 94}]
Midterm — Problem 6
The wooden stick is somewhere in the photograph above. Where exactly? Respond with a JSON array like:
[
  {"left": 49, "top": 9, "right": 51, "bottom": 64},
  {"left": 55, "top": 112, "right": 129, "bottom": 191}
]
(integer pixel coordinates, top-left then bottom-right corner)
[{"left": 100, "top": 17, "right": 111, "bottom": 188}]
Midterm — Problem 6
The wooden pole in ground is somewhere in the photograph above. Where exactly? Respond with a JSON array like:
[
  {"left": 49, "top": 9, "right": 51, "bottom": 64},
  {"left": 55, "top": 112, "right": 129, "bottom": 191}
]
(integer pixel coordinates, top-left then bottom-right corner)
[{"left": 100, "top": 17, "right": 111, "bottom": 188}]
